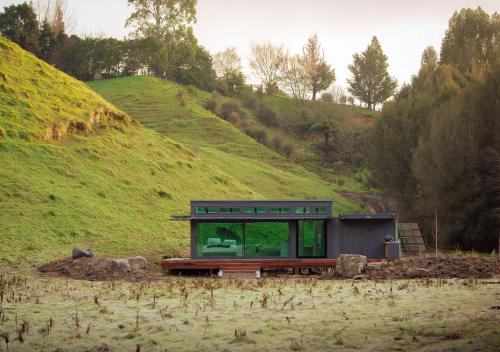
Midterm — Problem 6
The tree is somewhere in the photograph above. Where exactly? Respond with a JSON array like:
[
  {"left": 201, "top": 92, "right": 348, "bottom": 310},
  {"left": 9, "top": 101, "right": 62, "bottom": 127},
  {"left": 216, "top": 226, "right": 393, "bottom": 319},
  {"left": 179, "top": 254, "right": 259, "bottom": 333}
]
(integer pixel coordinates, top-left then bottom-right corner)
[
  {"left": 440, "top": 7, "right": 499, "bottom": 73},
  {"left": 0, "top": 3, "right": 40, "bottom": 55},
  {"left": 38, "top": 20, "right": 56, "bottom": 61},
  {"left": 302, "top": 34, "right": 335, "bottom": 100},
  {"left": 347, "top": 36, "right": 397, "bottom": 110},
  {"left": 280, "top": 54, "right": 308, "bottom": 100},
  {"left": 126, "top": 0, "right": 197, "bottom": 42},
  {"left": 213, "top": 47, "right": 241, "bottom": 77},
  {"left": 213, "top": 47, "right": 245, "bottom": 96},
  {"left": 249, "top": 41, "right": 286, "bottom": 95},
  {"left": 221, "top": 69, "right": 245, "bottom": 96},
  {"left": 421, "top": 46, "right": 438, "bottom": 68}
]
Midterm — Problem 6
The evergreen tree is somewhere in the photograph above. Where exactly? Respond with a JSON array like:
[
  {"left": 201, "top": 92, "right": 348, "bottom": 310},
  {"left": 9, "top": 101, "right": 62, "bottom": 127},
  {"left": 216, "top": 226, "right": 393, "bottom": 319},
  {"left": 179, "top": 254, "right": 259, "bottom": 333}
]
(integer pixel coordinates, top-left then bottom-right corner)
[
  {"left": 347, "top": 36, "right": 397, "bottom": 110},
  {"left": 0, "top": 3, "right": 40, "bottom": 55},
  {"left": 441, "top": 7, "right": 499, "bottom": 73},
  {"left": 38, "top": 20, "right": 56, "bottom": 61}
]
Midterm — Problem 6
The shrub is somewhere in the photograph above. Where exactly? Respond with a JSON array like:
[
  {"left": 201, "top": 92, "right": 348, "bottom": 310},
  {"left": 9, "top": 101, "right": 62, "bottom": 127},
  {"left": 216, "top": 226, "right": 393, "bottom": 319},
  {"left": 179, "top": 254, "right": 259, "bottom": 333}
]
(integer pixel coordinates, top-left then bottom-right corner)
[
  {"left": 245, "top": 127, "right": 269, "bottom": 145},
  {"left": 257, "top": 103, "right": 279, "bottom": 127},
  {"left": 220, "top": 101, "right": 247, "bottom": 120},
  {"left": 226, "top": 112, "right": 241, "bottom": 125},
  {"left": 271, "top": 136, "right": 284, "bottom": 152},
  {"left": 205, "top": 98, "right": 219, "bottom": 114},
  {"left": 240, "top": 90, "right": 260, "bottom": 109},
  {"left": 0, "top": 127, "right": 4, "bottom": 139},
  {"left": 282, "top": 143, "right": 296, "bottom": 158}
]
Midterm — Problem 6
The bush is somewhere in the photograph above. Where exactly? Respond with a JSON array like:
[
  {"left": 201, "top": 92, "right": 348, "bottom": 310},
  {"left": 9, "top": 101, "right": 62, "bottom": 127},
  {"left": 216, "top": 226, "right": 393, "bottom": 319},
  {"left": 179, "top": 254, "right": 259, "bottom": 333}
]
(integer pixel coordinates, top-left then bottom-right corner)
[
  {"left": 205, "top": 91, "right": 222, "bottom": 114},
  {"left": 257, "top": 103, "right": 279, "bottom": 127},
  {"left": 240, "top": 90, "right": 260, "bottom": 109},
  {"left": 226, "top": 112, "right": 241, "bottom": 125},
  {"left": 245, "top": 127, "right": 269, "bottom": 145},
  {"left": 270, "top": 136, "right": 284, "bottom": 151},
  {"left": 281, "top": 143, "right": 296, "bottom": 158},
  {"left": 0, "top": 127, "right": 4, "bottom": 139},
  {"left": 205, "top": 98, "right": 219, "bottom": 114},
  {"left": 220, "top": 101, "right": 247, "bottom": 120}
]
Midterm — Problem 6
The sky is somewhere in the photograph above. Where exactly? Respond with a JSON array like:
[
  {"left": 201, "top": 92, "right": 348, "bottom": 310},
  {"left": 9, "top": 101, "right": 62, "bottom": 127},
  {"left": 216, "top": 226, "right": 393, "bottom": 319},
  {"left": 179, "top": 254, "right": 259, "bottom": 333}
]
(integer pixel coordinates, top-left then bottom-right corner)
[{"left": 1, "top": 0, "right": 498, "bottom": 86}]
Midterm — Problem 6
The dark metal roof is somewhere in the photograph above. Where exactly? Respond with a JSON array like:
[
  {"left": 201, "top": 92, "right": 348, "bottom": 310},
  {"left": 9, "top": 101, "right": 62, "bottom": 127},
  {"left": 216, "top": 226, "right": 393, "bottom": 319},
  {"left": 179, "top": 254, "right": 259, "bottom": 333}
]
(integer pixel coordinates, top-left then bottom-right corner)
[
  {"left": 191, "top": 200, "right": 333, "bottom": 205},
  {"left": 339, "top": 213, "right": 395, "bottom": 220}
]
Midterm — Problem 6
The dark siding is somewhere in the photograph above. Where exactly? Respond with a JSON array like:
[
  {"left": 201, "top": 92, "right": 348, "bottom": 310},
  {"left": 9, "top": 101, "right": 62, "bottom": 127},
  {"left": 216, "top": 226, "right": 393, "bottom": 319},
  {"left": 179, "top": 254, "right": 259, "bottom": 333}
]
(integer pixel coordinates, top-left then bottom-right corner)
[{"left": 337, "top": 219, "right": 396, "bottom": 259}]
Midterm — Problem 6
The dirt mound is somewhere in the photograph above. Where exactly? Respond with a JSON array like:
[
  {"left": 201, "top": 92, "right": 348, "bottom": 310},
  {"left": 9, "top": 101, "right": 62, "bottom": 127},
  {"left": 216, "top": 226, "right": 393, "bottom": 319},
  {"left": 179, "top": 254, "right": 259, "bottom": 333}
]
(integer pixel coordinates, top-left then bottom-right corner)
[
  {"left": 367, "top": 255, "right": 499, "bottom": 280},
  {"left": 38, "top": 257, "right": 160, "bottom": 282}
]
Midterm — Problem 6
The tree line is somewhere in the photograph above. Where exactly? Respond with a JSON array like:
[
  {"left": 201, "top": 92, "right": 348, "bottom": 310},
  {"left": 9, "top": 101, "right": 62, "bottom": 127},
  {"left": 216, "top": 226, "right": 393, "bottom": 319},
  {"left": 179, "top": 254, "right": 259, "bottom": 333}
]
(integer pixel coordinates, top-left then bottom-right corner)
[
  {"left": 369, "top": 8, "right": 499, "bottom": 251},
  {"left": 0, "top": 0, "right": 398, "bottom": 109},
  {"left": 0, "top": 1, "right": 214, "bottom": 88}
]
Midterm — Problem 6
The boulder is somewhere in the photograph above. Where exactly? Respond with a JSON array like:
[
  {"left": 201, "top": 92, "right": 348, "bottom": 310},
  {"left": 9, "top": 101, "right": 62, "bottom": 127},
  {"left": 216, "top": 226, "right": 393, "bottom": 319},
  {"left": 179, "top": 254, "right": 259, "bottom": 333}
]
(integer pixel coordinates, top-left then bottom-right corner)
[
  {"left": 127, "top": 256, "right": 148, "bottom": 271},
  {"left": 92, "top": 259, "right": 118, "bottom": 273},
  {"left": 114, "top": 259, "right": 131, "bottom": 273},
  {"left": 72, "top": 248, "right": 94, "bottom": 260},
  {"left": 353, "top": 274, "right": 369, "bottom": 280},
  {"left": 92, "top": 258, "right": 131, "bottom": 274},
  {"left": 406, "top": 267, "right": 430, "bottom": 278},
  {"left": 336, "top": 254, "right": 367, "bottom": 278}
]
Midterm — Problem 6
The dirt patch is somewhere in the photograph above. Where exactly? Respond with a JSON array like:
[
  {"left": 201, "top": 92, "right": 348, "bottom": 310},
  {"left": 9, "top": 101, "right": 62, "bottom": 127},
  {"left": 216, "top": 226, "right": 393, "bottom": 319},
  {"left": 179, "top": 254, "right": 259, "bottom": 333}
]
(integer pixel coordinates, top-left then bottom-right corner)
[
  {"left": 38, "top": 257, "right": 161, "bottom": 282},
  {"left": 367, "top": 255, "right": 500, "bottom": 280}
]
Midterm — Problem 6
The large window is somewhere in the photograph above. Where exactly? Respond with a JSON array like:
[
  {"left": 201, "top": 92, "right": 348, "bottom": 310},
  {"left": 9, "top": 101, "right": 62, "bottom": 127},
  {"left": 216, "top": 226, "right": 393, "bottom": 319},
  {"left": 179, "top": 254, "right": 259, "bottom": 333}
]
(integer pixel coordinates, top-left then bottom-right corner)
[
  {"left": 196, "top": 223, "right": 243, "bottom": 257},
  {"left": 245, "top": 222, "right": 289, "bottom": 257},
  {"left": 297, "top": 220, "right": 326, "bottom": 257}
]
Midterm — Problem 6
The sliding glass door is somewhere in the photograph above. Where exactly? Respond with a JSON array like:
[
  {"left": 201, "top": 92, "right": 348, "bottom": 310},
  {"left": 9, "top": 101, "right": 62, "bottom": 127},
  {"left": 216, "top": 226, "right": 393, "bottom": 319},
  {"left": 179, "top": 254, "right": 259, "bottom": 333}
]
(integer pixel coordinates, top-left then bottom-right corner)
[{"left": 297, "top": 220, "right": 326, "bottom": 257}]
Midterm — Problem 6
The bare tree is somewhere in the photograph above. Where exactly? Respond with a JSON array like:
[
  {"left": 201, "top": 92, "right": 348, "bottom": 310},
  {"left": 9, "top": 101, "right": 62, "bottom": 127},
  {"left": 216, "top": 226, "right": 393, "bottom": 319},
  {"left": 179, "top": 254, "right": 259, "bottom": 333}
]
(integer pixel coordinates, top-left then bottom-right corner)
[
  {"left": 34, "top": 0, "right": 73, "bottom": 34},
  {"left": 280, "top": 54, "right": 308, "bottom": 100},
  {"left": 213, "top": 47, "right": 241, "bottom": 78},
  {"left": 249, "top": 41, "right": 286, "bottom": 94}
]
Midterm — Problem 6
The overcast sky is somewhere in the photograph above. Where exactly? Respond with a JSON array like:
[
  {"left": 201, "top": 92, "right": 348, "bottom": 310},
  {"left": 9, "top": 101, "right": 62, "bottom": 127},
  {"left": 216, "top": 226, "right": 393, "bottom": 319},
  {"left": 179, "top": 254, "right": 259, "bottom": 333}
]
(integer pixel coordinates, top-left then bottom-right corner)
[{"left": 1, "top": 0, "right": 498, "bottom": 86}]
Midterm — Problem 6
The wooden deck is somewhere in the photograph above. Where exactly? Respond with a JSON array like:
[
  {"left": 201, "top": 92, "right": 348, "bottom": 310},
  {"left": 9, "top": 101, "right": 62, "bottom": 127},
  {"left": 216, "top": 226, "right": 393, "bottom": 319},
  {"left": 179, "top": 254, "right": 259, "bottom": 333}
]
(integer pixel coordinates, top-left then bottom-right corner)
[{"left": 161, "top": 258, "right": 338, "bottom": 272}]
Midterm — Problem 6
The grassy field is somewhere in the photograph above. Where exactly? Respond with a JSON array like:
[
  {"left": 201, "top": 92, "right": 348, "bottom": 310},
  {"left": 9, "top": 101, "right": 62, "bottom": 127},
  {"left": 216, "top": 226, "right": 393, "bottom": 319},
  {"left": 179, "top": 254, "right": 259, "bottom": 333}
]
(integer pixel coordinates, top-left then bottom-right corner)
[
  {"left": 0, "top": 270, "right": 498, "bottom": 351},
  {"left": 0, "top": 37, "right": 360, "bottom": 264}
]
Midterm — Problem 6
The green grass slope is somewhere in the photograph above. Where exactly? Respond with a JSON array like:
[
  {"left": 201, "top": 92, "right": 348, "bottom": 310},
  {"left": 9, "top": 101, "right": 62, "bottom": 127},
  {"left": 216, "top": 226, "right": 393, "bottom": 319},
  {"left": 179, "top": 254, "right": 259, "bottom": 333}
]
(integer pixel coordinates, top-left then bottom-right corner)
[
  {"left": 0, "top": 37, "right": 358, "bottom": 263},
  {"left": 0, "top": 37, "right": 260, "bottom": 263},
  {"left": 89, "top": 76, "right": 359, "bottom": 208}
]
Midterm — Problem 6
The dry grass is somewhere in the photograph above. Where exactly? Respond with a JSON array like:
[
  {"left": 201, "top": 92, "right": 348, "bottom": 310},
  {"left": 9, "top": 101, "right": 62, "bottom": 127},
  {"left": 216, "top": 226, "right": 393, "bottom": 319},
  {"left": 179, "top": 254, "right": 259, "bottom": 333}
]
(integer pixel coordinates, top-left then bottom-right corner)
[{"left": 0, "top": 268, "right": 498, "bottom": 351}]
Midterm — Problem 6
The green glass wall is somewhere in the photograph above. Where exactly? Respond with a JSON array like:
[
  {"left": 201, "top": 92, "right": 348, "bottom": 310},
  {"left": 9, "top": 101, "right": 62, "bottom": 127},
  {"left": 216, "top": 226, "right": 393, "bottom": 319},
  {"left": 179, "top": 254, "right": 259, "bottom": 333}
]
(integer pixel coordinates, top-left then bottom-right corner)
[
  {"left": 245, "top": 222, "right": 289, "bottom": 257},
  {"left": 297, "top": 220, "right": 326, "bottom": 257},
  {"left": 196, "top": 223, "right": 243, "bottom": 257},
  {"left": 196, "top": 222, "right": 289, "bottom": 257}
]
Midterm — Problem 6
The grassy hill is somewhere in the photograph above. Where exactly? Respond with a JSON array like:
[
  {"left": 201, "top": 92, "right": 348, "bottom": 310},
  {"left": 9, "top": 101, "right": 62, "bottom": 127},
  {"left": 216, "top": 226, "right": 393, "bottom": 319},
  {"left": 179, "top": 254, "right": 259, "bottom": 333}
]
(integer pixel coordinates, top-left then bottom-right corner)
[
  {"left": 0, "top": 37, "right": 358, "bottom": 263},
  {"left": 89, "top": 77, "right": 363, "bottom": 203}
]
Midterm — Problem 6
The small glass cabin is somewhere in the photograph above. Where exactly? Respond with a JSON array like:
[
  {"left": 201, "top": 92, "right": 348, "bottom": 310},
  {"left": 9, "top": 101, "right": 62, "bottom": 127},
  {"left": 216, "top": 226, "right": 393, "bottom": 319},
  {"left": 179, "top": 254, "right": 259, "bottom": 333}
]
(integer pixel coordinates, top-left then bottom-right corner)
[{"left": 175, "top": 200, "right": 399, "bottom": 260}]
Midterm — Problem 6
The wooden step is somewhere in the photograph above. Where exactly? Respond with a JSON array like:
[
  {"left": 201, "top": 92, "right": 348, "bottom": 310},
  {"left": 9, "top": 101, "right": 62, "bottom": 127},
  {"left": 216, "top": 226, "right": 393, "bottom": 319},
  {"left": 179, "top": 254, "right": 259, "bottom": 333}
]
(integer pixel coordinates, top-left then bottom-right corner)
[{"left": 222, "top": 269, "right": 260, "bottom": 273}]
